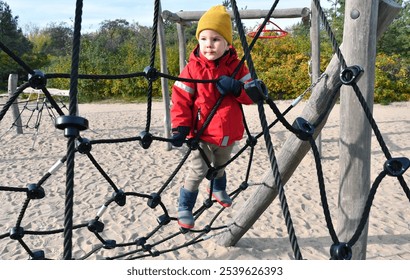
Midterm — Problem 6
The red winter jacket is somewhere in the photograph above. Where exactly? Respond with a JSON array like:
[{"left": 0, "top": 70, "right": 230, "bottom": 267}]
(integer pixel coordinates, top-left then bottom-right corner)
[{"left": 171, "top": 45, "right": 254, "bottom": 147}]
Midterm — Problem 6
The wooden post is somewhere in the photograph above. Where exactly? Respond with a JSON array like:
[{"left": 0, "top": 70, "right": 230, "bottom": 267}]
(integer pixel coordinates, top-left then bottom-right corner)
[
  {"left": 8, "top": 74, "right": 23, "bottom": 134},
  {"left": 157, "top": 3, "right": 172, "bottom": 151},
  {"left": 217, "top": 0, "right": 401, "bottom": 249},
  {"left": 337, "top": 0, "right": 379, "bottom": 260},
  {"left": 177, "top": 23, "right": 187, "bottom": 73},
  {"left": 311, "top": 1, "right": 321, "bottom": 157}
]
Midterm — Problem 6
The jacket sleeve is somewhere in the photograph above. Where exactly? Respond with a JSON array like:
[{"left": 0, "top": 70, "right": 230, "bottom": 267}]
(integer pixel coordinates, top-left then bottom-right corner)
[{"left": 170, "top": 66, "right": 196, "bottom": 129}]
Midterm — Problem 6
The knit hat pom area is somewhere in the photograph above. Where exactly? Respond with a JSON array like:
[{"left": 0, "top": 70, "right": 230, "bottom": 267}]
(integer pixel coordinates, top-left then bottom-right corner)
[{"left": 196, "top": 5, "right": 233, "bottom": 45}]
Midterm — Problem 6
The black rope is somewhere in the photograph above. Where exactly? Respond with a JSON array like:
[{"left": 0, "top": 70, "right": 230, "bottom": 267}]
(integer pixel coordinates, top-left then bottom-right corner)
[
  {"left": 0, "top": 82, "right": 30, "bottom": 122},
  {"left": 312, "top": 0, "right": 347, "bottom": 69},
  {"left": 351, "top": 82, "right": 392, "bottom": 160},
  {"left": 231, "top": 0, "right": 303, "bottom": 260},
  {"left": 0, "top": 41, "right": 34, "bottom": 74},
  {"left": 63, "top": 0, "right": 83, "bottom": 260}
]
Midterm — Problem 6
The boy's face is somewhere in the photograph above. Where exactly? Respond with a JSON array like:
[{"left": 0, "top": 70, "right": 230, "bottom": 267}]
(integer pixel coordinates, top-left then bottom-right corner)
[{"left": 198, "top": 29, "right": 229, "bottom": 61}]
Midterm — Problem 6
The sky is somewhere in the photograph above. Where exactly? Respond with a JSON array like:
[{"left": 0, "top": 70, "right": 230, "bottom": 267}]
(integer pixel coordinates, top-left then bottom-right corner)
[{"left": 8, "top": 0, "right": 331, "bottom": 34}]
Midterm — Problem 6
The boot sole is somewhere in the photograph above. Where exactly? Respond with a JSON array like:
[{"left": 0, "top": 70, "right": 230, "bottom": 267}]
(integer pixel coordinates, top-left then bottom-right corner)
[
  {"left": 207, "top": 188, "right": 232, "bottom": 208},
  {"left": 178, "top": 220, "right": 194, "bottom": 229}
]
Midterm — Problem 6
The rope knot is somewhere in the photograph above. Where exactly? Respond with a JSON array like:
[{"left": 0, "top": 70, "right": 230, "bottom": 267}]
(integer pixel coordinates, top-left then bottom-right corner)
[
  {"left": 76, "top": 137, "right": 92, "bottom": 154},
  {"left": 28, "top": 69, "right": 47, "bottom": 89},
  {"left": 10, "top": 227, "right": 25, "bottom": 240},
  {"left": 143, "top": 66, "right": 160, "bottom": 82},
  {"left": 139, "top": 131, "right": 153, "bottom": 149},
  {"left": 113, "top": 190, "right": 126, "bottom": 206},
  {"left": 87, "top": 219, "right": 104, "bottom": 233},
  {"left": 27, "top": 183, "right": 45, "bottom": 199}
]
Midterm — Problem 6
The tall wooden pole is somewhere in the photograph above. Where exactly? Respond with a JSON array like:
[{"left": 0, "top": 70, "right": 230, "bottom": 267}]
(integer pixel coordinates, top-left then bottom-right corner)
[
  {"left": 176, "top": 23, "right": 187, "bottom": 72},
  {"left": 8, "top": 74, "right": 23, "bottom": 134},
  {"left": 337, "top": 0, "right": 379, "bottom": 260},
  {"left": 158, "top": 3, "right": 172, "bottom": 151}
]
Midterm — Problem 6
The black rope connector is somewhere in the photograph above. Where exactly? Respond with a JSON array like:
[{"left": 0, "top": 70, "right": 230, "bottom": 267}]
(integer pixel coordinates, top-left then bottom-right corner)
[
  {"left": 179, "top": 227, "right": 189, "bottom": 234},
  {"left": 204, "top": 225, "right": 211, "bottom": 233},
  {"left": 330, "top": 242, "right": 352, "bottom": 260},
  {"left": 187, "top": 138, "right": 199, "bottom": 150},
  {"left": 55, "top": 115, "right": 89, "bottom": 137},
  {"left": 10, "top": 227, "right": 24, "bottom": 240},
  {"left": 28, "top": 69, "right": 47, "bottom": 89},
  {"left": 147, "top": 193, "right": 161, "bottom": 209},
  {"left": 27, "top": 183, "right": 45, "bottom": 199},
  {"left": 103, "top": 240, "right": 116, "bottom": 249},
  {"left": 292, "top": 117, "right": 315, "bottom": 141},
  {"left": 246, "top": 136, "right": 258, "bottom": 147},
  {"left": 31, "top": 250, "right": 46, "bottom": 260},
  {"left": 113, "top": 189, "right": 126, "bottom": 206},
  {"left": 384, "top": 157, "right": 409, "bottom": 177},
  {"left": 139, "top": 131, "right": 153, "bottom": 149},
  {"left": 239, "top": 181, "right": 249, "bottom": 191},
  {"left": 143, "top": 66, "right": 159, "bottom": 82},
  {"left": 206, "top": 167, "right": 218, "bottom": 180},
  {"left": 142, "top": 244, "right": 152, "bottom": 252},
  {"left": 157, "top": 214, "right": 171, "bottom": 226},
  {"left": 87, "top": 219, "right": 105, "bottom": 233},
  {"left": 136, "top": 237, "right": 146, "bottom": 246},
  {"left": 76, "top": 137, "right": 92, "bottom": 154},
  {"left": 150, "top": 250, "right": 160, "bottom": 257},
  {"left": 204, "top": 198, "right": 213, "bottom": 208},
  {"left": 340, "top": 65, "right": 364, "bottom": 85},
  {"left": 244, "top": 79, "right": 268, "bottom": 103}
]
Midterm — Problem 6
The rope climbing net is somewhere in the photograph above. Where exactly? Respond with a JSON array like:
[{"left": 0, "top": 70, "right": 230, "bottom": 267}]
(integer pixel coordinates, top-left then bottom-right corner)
[
  {"left": 0, "top": 0, "right": 409, "bottom": 260},
  {"left": 0, "top": 90, "right": 69, "bottom": 149}
]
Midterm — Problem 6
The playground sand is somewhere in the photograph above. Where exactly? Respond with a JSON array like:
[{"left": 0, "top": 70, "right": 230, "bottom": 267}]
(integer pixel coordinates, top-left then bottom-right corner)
[{"left": 0, "top": 100, "right": 409, "bottom": 260}]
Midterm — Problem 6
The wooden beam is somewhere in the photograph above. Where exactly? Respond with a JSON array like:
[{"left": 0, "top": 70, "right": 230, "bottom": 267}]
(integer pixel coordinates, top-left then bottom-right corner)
[
  {"left": 217, "top": 0, "right": 401, "bottom": 251},
  {"left": 162, "top": 8, "right": 310, "bottom": 23},
  {"left": 311, "top": 1, "right": 322, "bottom": 156},
  {"left": 157, "top": 3, "right": 172, "bottom": 151}
]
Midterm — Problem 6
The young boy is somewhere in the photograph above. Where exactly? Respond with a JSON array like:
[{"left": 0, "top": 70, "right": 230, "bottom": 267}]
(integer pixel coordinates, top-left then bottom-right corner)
[{"left": 170, "top": 5, "right": 254, "bottom": 229}]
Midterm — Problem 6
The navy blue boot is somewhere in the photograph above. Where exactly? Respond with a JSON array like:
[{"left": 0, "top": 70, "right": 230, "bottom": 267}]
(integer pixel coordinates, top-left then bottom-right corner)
[
  {"left": 178, "top": 187, "right": 198, "bottom": 229},
  {"left": 208, "top": 172, "right": 232, "bottom": 207}
]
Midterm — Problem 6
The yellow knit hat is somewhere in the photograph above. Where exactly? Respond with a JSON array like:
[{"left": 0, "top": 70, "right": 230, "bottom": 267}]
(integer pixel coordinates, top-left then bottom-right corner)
[{"left": 196, "top": 5, "right": 232, "bottom": 45}]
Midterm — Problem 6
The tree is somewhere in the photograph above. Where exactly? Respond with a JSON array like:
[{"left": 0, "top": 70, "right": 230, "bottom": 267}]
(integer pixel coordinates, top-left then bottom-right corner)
[
  {"left": 0, "top": 1, "right": 32, "bottom": 89},
  {"left": 40, "top": 22, "right": 73, "bottom": 56},
  {"left": 378, "top": 0, "right": 410, "bottom": 57},
  {"left": 0, "top": 1, "right": 49, "bottom": 90}
]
